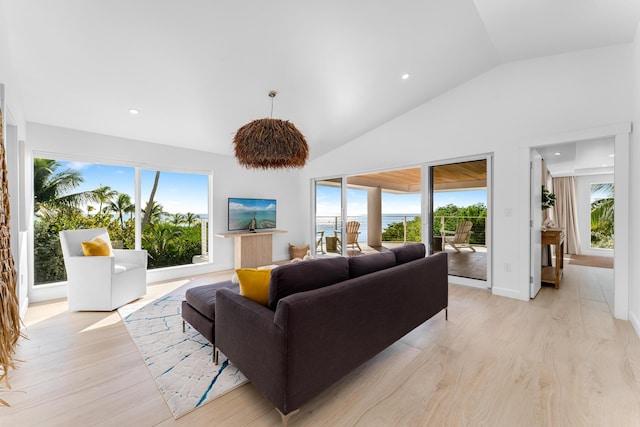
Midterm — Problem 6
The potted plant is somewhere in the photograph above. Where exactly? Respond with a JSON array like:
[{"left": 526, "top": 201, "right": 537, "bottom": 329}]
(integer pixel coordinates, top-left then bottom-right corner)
[{"left": 541, "top": 185, "right": 556, "bottom": 211}]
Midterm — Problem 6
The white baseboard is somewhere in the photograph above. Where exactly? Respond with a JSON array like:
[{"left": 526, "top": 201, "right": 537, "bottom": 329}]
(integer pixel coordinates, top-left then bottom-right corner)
[
  {"left": 492, "top": 285, "right": 528, "bottom": 301},
  {"left": 29, "top": 282, "right": 67, "bottom": 303},
  {"left": 578, "top": 248, "right": 614, "bottom": 257}
]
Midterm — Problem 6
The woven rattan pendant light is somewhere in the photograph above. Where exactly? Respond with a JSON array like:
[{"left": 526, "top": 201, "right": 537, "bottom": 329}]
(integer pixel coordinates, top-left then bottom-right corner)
[{"left": 233, "top": 91, "right": 308, "bottom": 169}]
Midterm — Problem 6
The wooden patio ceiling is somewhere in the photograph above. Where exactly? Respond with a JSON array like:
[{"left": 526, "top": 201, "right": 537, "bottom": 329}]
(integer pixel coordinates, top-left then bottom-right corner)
[{"left": 347, "top": 160, "right": 487, "bottom": 193}]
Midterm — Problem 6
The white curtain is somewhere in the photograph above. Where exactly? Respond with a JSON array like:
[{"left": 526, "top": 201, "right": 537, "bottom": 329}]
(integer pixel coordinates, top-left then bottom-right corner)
[{"left": 552, "top": 176, "right": 581, "bottom": 254}]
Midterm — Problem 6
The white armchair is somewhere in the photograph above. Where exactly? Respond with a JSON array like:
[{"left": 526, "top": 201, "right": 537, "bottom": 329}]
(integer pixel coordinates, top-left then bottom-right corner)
[{"left": 59, "top": 228, "right": 148, "bottom": 311}]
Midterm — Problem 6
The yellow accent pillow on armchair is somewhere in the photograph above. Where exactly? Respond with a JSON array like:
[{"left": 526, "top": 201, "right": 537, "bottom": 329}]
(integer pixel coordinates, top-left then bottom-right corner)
[
  {"left": 236, "top": 268, "right": 272, "bottom": 306},
  {"left": 81, "top": 237, "right": 113, "bottom": 256}
]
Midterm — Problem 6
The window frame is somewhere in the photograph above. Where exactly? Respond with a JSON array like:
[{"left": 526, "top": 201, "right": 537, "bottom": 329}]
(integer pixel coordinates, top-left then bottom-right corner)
[{"left": 29, "top": 151, "right": 214, "bottom": 301}]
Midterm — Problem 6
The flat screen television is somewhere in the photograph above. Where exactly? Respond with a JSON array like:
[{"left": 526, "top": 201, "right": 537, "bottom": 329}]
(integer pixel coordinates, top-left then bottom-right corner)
[{"left": 228, "top": 197, "right": 277, "bottom": 231}]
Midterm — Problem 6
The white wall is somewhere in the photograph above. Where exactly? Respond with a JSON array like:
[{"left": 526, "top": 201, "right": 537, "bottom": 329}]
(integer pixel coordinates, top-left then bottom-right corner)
[
  {"left": 302, "top": 45, "right": 633, "bottom": 302},
  {"left": 26, "top": 123, "right": 303, "bottom": 299},
  {"left": 576, "top": 174, "right": 615, "bottom": 256},
  {"left": 0, "top": 0, "right": 25, "bottom": 137},
  {"left": 1, "top": 0, "right": 29, "bottom": 312},
  {"left": 630, "top": 23, "right": 640, "bottom": 335}
]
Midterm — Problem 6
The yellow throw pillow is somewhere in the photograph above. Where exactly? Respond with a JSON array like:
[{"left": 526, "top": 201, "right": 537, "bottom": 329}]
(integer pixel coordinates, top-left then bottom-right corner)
[
  {"left": 81, "top": 237, "right": 113, "bottom": 256},
  {"left": 236, "top": 268, "right": 272, "bottom": 306}
]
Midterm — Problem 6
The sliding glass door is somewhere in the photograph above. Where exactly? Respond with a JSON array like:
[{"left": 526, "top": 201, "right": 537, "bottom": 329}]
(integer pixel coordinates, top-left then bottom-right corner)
[
  {"left": 427, "top": 157, "right": 491, "bottom": 288},
  {"left": 314, "top": 177, "right": 344, "bottom": 256},
  {"left": 312, "top": 159, "right": 491, "bottom": 289}
]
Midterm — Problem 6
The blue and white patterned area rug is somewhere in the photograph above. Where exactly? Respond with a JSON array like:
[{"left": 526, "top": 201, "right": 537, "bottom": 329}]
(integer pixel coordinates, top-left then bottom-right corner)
[{"left": 118, "top": 284, "right": 248, "bottom": 419}]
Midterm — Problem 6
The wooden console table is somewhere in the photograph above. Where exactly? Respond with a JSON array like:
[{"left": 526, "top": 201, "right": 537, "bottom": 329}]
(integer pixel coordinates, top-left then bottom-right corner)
[
  {"left": 541, "top": 228, "right": 565, "bottom": 289},
  {"left": 215, "top": 230, "right": 287, "bottom": 269}
]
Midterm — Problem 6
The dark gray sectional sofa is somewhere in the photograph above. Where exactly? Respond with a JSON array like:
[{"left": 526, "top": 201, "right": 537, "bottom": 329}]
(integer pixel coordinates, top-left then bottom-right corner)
[{"left": 214, "top": 243, "right": 448, "bottom": 423}]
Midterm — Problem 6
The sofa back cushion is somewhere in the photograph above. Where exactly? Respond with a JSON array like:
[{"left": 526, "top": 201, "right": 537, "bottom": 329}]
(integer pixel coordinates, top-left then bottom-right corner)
[
  {"left": 348, "top": 251, "right": 396, "bottom": 278},
  {"left": 391, "top": 243, "right": 426, "bottom": 265},
  {"left": 268, "top": 256, "right": 349, "bottom": 310}
]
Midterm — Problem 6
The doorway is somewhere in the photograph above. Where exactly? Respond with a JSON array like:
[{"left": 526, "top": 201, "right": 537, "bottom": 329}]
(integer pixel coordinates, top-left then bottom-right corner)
[
  {"left": 527, "top": 125, "right": 630, "bottom": 320},
  {"left": 427, "top": 156, "right": 492, "bottom": 288}
]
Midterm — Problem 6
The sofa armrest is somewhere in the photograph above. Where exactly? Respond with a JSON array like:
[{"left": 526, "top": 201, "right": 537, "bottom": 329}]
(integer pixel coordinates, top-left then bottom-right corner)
[
  {"left": 113, "top": 249, "right": 148, "bottom": 267},
  {"left": 65, "top": 255, "right": 115, "bottom": 310},
  {"left": 215, "top": 288, "right": 289, "bottom": 412},
  {"left": 66, "top": 255, "right": 114, "bottom": 278}
]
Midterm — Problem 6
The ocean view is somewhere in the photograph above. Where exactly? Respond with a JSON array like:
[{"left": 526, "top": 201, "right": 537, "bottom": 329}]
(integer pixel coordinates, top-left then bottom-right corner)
[{"left": 316, "top": 214, "right": 420, "bottom": 242}]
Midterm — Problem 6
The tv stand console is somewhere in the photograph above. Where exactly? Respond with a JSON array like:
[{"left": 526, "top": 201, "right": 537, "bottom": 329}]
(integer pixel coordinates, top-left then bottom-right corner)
[{"left": 215, "top": 230, "right": 287, "bottom": 269}]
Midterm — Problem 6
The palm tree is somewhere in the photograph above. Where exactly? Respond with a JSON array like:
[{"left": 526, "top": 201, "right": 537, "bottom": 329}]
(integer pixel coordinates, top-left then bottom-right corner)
[
  {"left": 185, "top": 212, "right": 200, "bottom": 227},
  {"left": 33, "top": 158, "right": 97, "bottom": 215},
  {"left": 141, "top": 171, "right": 161, "bottom": 231},
  {"left": 591, "top": 183, "right": 614, "bottom": 247},
  {"left": 168, "top": 213, "right": 186, "bottom": 226},
  {"left": 141, "top": 201, "right": 166, "bottom": 227},
  {"left": 109, "top": 193, "right": 134, "bottom": 228},
  {"left": 126, "top": 202, "right": 135, "bottom": 221},
  {"left": 142, "top": 223, "right": 183, "bottom": 266},
  {"left": 93, "top": 185, "right": 118, "bottom": 214}
]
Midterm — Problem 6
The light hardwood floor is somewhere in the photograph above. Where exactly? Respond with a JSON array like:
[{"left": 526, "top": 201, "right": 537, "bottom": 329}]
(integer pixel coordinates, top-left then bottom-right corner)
[{"left": 3, "top": 263, "right": 640, "bottom": 426}]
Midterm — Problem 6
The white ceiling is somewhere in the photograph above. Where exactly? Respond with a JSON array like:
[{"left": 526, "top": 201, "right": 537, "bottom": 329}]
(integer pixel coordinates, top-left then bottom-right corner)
[
  {"left": 3, "top": 0, "right": 640, "bottom": 159},
  {"left": 537, "top": 137, "right": 616, "bottom": 177}
]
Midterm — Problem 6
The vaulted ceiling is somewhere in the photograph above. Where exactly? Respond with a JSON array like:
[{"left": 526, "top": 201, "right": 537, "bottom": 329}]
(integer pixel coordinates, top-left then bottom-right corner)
[{"left": 3, "top": 0, "right": 639, "bottom": 159}]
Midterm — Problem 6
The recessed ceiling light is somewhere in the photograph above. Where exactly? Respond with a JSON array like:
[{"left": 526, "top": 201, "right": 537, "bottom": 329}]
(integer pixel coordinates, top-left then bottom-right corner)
[
  {"left": 401, "top": 73, "right": 410, "bottom": 80},
  {"left": 608, "top": 153, "right": 615, "bottom": 158},
  {"left": 553, "top": 152, "right": 561, "bottom": 156},
  {"left": 128, "top": 109, "right": 140, "bottom": 115}
]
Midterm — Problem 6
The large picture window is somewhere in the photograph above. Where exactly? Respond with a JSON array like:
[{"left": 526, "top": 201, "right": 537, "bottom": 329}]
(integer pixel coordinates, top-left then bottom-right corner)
[
  {"left": 33, "top": 157, "right": 210, "bottom": 285},
  {"left": 140, "top": 169, "right": 209, "bottom": 269},
  {"left": 33, "top": 158, "right": 135, "bottom": 285}
]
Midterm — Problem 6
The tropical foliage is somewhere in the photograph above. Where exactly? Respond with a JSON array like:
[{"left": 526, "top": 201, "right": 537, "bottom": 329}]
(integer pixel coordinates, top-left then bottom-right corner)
[
  {"left": 591, "top": 183, "right": 614, "bottom": 249},
  {"left": 381, "top": 216, "right": 422, "bottom": 242},
  {"left": 432, "top": 203, "right": 487, "bottom": 245},
  {"left": 381, "top": 203, "right": 488, "bottom": 245},
  {"left": 33, "top": 158, "right": 97, "bottom": 216},
  {"left": 541, "top": 185, "right": 556, "bottom": 210},
  {"left": 33, "top": 159, "right": 205, "bottom": 285}
]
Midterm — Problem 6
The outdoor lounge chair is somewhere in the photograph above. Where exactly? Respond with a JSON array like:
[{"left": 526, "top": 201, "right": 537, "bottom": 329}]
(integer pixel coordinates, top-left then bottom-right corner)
[
  {"left": 443, "top": 220, "right": 475, "bottom": 252},
  {"left": 316, "top": 230, "right": 325, "bottom": 253},
  {"left": 346, "top": 221, "right": 362, "bottom": 251}
]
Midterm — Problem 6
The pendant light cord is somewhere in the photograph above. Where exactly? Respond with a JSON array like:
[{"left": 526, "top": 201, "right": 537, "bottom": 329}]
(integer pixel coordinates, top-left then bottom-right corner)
[{"left": 269, "top": 90, "right": 277, "bottom": 118}]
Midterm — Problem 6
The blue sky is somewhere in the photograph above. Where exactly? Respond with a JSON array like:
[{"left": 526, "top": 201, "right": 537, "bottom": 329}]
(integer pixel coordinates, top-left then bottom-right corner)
[
  {"left": 59, "top": 161, "right": 209, "bottom": 214},
  {"left": 316, "top": 185, "right": 487, "bottom": 216},
  {"left": 590, "top": 183, "right": 614, "bottom": 202}
]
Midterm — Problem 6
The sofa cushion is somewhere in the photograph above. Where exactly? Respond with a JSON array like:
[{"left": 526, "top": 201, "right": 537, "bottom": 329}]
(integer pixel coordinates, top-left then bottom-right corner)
[
  {"left": 390, "top": 243, "right": 426, "bottom": 265},
  {"left": 348, "top": 251, "right": 396, "bottom": 278},
  {"left": 268, "top": 256, "right": 349, "bottom": 310},
  {"left": 236, "top": 268, "right": 272, "bottom": 306},
  {"left": 185, "top": 281, "right": 239, "bottom": 320}
]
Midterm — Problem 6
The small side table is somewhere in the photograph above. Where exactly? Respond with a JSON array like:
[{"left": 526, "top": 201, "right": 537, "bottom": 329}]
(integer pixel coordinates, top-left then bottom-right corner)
[{"left": 541, "top": 228, "right": 565, "bottom": 289}]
